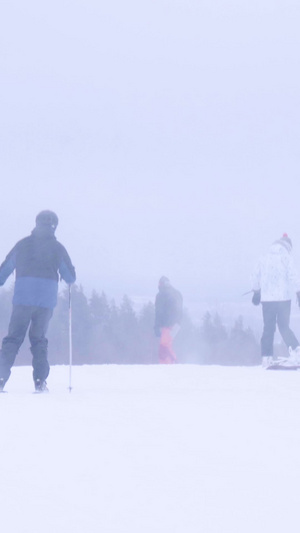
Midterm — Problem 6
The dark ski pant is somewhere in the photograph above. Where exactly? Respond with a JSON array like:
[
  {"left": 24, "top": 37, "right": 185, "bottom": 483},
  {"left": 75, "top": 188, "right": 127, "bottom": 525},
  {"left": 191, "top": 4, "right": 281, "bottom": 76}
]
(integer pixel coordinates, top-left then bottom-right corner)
[
  {"left": 0, "top": 305, "right": 53, "bottom": 383},
  {"left": 261, "top": 300, "right": 299, "bottom": 356}
]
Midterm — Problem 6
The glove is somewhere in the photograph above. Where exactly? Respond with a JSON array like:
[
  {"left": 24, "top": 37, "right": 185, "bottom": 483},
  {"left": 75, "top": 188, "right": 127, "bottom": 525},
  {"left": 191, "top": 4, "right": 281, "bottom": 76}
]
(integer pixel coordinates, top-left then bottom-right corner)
[
  {"left": 154, "top": 326, "right": 161, "bottom": 337},
  {"left": 252, "top": 290, "right": 261, "bottom": 306},
  {"left": 297, "top": 292, "right": 300, "bottom": 307}
]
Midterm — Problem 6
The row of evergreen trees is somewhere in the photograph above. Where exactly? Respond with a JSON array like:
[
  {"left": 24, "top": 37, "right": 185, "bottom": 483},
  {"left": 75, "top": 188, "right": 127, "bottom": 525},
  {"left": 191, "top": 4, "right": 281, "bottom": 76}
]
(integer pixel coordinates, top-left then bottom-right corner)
[{"left": 0, "top": 284, "right": 261, "bottom": 366}]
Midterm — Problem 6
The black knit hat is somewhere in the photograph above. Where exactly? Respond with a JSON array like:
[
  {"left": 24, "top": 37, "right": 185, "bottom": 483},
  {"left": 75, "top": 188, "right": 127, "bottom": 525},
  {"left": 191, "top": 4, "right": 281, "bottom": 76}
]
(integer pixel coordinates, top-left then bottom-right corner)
[{"left": 36, "top": 210, "right": 59, "bottom": 230}]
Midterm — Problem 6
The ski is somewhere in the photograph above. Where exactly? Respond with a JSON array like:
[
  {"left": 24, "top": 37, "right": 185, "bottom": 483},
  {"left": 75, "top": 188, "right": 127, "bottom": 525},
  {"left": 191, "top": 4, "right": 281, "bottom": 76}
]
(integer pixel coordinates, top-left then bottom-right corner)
[
  {"left": 0, "top": 386, "right": 50, "bottom": 394},
  {"left": 266, "top": 363, "right": 300, "bottom": 371}
]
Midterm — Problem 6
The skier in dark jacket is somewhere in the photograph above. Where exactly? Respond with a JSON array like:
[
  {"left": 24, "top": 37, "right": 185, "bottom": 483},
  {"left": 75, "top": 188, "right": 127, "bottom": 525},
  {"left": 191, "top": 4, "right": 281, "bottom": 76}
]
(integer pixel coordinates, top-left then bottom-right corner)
[
  {"left": 154, "top": 276, "right": 183, "bottom": 364},
  {"left": 0, "top": 210, "right": 76, "bottom": 392}
]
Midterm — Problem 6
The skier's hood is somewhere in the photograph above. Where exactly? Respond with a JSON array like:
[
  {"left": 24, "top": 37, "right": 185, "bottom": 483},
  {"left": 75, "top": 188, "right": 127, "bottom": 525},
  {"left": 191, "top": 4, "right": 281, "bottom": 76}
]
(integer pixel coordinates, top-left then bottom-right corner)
[{"left": 158, "top": 276, "right": 172, "bottom": 291}]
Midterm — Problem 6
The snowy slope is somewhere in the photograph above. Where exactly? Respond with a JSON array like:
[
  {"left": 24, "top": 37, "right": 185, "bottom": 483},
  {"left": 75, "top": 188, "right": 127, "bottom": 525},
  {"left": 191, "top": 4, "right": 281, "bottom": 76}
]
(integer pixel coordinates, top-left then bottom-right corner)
[{"left": 1, "top": 364, "right": 300, "bottom": 533}]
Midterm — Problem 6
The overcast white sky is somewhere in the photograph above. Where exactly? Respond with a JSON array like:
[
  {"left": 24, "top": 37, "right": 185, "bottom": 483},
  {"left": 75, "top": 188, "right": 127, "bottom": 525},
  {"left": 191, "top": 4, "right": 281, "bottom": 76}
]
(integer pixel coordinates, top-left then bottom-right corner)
[{"left": 1, "top": 0, "right": 300, "bottom": 308}]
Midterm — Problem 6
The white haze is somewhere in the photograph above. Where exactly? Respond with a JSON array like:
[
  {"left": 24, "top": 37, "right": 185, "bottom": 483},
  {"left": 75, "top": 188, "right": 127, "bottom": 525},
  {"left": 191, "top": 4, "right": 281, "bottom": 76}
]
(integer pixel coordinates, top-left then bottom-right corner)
[{"left": 1, "top": 0, "right": 300, "bottom": 318}]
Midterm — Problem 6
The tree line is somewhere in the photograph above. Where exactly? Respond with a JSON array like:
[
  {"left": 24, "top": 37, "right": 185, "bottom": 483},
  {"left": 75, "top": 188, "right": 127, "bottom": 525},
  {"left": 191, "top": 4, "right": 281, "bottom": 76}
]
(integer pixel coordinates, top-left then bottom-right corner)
[{"left": 0, "top": 284, "right": 261, "bottom": 366}]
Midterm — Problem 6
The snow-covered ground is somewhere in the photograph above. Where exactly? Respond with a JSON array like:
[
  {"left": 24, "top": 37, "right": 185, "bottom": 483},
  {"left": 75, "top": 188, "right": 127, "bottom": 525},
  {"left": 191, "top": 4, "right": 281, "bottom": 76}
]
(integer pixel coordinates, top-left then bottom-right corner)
[{"left": 1, "top": 364, "right": 300, "bottom": 533}]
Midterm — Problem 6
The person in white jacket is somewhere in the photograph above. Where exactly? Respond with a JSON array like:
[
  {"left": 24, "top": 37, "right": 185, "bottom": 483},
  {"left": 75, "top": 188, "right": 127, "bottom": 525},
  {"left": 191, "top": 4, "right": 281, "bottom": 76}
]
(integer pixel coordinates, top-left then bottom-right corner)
[{"left": 252, "top": 234, "right": 300, "bottom": 367}]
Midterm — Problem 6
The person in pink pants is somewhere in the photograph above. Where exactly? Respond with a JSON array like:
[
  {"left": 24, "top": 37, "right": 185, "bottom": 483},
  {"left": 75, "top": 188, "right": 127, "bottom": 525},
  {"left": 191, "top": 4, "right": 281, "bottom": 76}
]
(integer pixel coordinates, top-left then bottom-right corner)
[{"left": 154, "top": 277, "right": 183, "bottom": 364}]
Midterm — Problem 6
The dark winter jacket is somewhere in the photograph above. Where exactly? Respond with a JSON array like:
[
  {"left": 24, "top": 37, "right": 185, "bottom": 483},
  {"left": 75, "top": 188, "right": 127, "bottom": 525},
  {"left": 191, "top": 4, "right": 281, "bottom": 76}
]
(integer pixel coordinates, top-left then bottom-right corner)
[
  {"left": 0, "top": 227, "right": 76, "bottom": 308},
  {"left": 155, "top": 285, "right": 183, "bottom": 328}
]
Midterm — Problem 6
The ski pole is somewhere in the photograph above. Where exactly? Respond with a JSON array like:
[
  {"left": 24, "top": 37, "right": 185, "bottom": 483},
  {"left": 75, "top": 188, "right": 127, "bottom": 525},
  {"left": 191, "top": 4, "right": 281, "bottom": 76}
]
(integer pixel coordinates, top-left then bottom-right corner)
[{"left": 68, "top": 284, "right": 73, "bottom": 393}]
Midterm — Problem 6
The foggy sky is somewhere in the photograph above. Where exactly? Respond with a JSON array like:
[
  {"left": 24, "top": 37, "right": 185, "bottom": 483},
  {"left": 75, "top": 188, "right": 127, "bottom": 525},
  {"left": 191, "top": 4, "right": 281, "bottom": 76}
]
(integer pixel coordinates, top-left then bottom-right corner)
[{"left": 1, "top": 0, "right": 300, "bottom": 310}]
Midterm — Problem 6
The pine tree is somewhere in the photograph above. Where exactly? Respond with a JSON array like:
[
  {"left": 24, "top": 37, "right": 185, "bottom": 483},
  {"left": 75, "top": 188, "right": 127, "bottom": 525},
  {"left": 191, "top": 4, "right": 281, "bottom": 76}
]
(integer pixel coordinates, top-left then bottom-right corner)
[
  {"left": 228, "top": 316, "right": 260, "bottom": 365},
  {"left": 201, "top": 312, "right": 228, "bottom": 363}
]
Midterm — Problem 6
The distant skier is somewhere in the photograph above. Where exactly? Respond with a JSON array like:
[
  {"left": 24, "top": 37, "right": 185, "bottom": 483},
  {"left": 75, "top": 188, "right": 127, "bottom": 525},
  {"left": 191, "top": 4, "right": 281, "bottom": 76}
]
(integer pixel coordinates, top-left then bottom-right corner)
[
  {"left": 0, "top": 210, "right": 76, "bottom": 392},
  {"left": 251, "top": 233, "right": 300, "bottom": 367},
  {"left": 154, "top": 276, "right": 183, "bottom": 364}
]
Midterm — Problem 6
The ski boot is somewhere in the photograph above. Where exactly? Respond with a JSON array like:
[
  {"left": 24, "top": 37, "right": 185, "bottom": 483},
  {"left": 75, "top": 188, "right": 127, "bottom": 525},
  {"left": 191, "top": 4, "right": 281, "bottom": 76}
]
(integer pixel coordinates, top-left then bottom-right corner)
[
  {"left": 262, "top": 356, "right": 273, "bottom": 368},
  {"left": 34, "top": 379, "right": 49, "bottom": 393},
  {"left": 288, "top": 346, "right": 300, "bottom": 365}
]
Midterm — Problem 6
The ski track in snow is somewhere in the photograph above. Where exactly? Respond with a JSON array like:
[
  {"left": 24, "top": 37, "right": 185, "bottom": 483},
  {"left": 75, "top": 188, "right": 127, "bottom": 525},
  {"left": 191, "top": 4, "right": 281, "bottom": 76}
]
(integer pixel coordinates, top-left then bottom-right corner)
[{"left": 1, "top": 364, "right": 300, "bottom": 533}]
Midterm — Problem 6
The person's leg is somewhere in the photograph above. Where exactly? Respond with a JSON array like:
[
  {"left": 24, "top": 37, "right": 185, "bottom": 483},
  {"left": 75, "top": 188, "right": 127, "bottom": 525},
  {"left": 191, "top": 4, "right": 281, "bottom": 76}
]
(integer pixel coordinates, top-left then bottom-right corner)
[
  {"left": 261, "top": 302, "right": 277, "bottom": 358},
  {"left": 276, "top": 301, "right": 299, "bottom": 350},
  {"left": 0, "top": 306, "right": 32, "bottom": 383},
  {"left": 29, "top": 307, "right": 53, "bottom": 383},
  {"left": 159, "top": 327, "right": 177, "bottom": 364}
]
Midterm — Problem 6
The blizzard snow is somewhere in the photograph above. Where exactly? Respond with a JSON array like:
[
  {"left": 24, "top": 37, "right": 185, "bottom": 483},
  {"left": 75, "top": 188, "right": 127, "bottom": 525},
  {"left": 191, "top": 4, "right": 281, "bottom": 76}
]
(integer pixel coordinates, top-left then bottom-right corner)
[{"left": 1, "top": 364, "right": 300, "bottom": 533}]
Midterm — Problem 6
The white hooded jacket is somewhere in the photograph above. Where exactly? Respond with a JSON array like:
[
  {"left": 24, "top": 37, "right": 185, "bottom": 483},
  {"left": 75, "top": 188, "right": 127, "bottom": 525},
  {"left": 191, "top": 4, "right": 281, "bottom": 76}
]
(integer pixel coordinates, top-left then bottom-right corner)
[{"left": 252, "top": 242, "right": 300, "bottom": 302}]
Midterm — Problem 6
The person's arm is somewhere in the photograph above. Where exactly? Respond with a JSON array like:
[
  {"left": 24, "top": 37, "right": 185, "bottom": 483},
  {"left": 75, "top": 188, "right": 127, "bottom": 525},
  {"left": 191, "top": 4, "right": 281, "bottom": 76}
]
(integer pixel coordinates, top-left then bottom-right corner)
[
  {"left": 250, "top": 260, "right": 262, "bottom": 305},
  {"left": 0, "top": 246, "right": 17, "bottom": 286},
  {"left": 154, "top": 293, "right": 164, "bottom": 335},
  {"left": 58, "top": 245, "right": 76, "bottom": 284},
  {"left": 287, "top": 255, "right": 300, "bottom": 292},
  {"left": 287, "top": 255, "right": 300, "bottom": 306}
]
